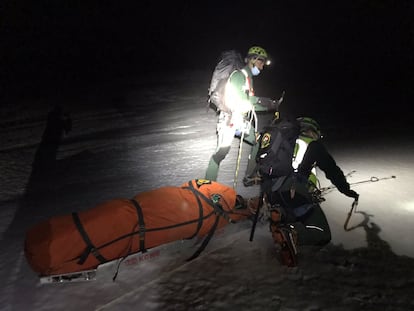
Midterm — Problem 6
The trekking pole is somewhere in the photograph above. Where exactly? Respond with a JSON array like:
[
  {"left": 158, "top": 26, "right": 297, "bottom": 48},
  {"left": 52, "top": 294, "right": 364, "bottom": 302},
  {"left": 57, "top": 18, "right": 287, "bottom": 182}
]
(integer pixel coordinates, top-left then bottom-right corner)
[
  {"left": 233, "top": 110, "right": 257, "bottom": 189},
  {"left": 249, "top": 191, "right": 265, "bottom": 241},
  {"left": 233, "top": 130, "right": 245, "bottom": 189},
  {"left": 277, "top": 90, "right": 285, "bottom": 107},
  {"left": 269, "top": 91, "right": 284, "bottom": 125}
]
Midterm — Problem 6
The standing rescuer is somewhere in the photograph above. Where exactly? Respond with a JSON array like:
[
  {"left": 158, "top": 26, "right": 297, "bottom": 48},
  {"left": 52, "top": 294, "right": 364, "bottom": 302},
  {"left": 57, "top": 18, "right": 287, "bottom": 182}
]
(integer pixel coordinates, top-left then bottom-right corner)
[{"left": 205, "top": 46, "right": 280, "bottom": 183}]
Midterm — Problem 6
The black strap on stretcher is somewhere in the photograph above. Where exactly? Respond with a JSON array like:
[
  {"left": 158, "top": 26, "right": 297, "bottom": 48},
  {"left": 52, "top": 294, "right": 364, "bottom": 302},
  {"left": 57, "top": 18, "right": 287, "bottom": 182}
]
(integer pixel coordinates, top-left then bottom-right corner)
[
  {"left": 72, "top": 212, "right": 107, "bottom": 265},
  {"left": 183, "top": 180, "right": 233, "bottom": 261},
  {"left": 130, "top": 198, "right": 147, "bottom": 253}
]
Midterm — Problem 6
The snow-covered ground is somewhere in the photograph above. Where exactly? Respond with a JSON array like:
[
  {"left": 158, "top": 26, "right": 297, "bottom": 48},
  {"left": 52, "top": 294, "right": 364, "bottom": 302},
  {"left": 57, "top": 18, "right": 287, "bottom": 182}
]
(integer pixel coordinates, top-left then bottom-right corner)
[{"left": 1, "top": 70, "right": 413, "bottom": 310}]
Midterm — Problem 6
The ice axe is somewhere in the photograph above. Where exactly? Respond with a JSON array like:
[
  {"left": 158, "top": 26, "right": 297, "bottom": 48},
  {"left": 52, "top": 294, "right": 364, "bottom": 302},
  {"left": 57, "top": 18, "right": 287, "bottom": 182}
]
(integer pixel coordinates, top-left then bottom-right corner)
[
  {"left": 344, "top": 195, "right": 359, "bottom": 231},
  {"left": 249, "top": 191, "right": 265, "bottom": 241},
  {"left": 270, "top": 90, "right": 285, "bottom": 124},
  {"left": 277, "top": 90, "right": 285, "bottom": 107}
]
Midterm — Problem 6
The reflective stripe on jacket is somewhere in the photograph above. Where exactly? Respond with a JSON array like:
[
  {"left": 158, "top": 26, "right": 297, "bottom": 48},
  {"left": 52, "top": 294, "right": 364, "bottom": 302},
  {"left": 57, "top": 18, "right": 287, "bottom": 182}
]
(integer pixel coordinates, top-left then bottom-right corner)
[{"left": 293, "top": 135, "right": 318, "bottom": 188}]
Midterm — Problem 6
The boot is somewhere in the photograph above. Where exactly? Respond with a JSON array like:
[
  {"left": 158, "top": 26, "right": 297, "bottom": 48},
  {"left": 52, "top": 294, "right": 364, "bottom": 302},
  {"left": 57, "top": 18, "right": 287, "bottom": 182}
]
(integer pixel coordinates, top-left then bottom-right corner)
[
  {"left": 270, "top": 206, "right": 282, "bottom": 223},
  {"left": 246, "top": 196, "right": 261, "bottom": 213},
  {"left": 270, "top": 223, "right": 298, "bottom": 267}
]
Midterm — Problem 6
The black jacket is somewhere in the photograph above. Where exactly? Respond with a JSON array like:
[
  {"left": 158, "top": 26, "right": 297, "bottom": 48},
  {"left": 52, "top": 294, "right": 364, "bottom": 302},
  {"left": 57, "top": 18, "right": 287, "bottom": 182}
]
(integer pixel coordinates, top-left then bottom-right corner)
[{"left": 298, "top": 140, "right": 351, "bottom": 194}]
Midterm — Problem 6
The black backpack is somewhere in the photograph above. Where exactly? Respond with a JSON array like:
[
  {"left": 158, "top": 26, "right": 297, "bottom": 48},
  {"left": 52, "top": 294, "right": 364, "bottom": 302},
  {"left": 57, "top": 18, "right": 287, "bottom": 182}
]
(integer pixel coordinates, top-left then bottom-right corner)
[
  {"left": 256, "top": 117, "right": 301, "bottom": 178},
  {"left": 207, "top": 50, "right": 244, "bottom": 113}
]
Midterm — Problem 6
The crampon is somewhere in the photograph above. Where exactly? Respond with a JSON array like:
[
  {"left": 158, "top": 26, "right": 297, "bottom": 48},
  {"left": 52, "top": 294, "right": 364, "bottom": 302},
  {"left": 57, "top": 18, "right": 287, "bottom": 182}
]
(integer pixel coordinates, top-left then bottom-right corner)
[{"left": 270, "top": 213, "right": 298, "bottom": 267}]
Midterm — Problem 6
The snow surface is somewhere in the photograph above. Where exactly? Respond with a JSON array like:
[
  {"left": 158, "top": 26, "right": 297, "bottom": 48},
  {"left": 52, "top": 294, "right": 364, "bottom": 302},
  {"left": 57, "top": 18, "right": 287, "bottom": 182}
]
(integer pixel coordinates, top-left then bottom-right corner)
[{"left": 1, "top": 70, "right": 414, "bottom": 310}]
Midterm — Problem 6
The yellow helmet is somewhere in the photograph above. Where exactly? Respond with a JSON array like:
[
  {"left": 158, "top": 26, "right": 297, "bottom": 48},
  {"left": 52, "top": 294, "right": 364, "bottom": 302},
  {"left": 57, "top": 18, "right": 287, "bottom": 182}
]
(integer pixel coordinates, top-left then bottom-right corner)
[
  {"left": 247, "top": 46, "right": 270, "bottom": 65},
  {"left": 297, "top": 117, "right": 322, "bottom": 139}
]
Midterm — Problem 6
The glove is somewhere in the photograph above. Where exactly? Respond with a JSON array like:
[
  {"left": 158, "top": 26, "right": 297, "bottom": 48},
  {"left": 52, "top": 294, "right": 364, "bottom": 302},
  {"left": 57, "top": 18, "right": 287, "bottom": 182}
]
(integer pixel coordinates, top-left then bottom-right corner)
[
  {"left": 259, "top": 91, "right": 285, "bottom": 111},
  {"left": 258, "top": 97, "right": 275, "bottom": 107},
  {"left": 343, "top": 189, "right": 359, "bottom": 200},
  {"left": 258, "top": 97, "right": 279, "bottom": 112}
]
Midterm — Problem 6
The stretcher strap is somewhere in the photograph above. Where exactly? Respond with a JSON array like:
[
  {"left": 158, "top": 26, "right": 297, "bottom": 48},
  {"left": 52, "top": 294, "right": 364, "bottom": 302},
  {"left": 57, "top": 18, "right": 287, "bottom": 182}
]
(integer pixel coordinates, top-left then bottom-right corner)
[
  {"left": 130, "top": 198, "right": 147, "bottom": 253},
  {"left": 72, "top": 212, "right": 107, "bottom": 265},
  {"left": 186, "top": 214, "right": 220, "bottom": 262},
  {"left": 183, "top": 180, "right": 233, "bottom": 223},
  {"left": 183, "top": 180, "right": 232, "bottom": 261},
  {"left": 185, "top": 187, "right": 204, "bottom": 240}
]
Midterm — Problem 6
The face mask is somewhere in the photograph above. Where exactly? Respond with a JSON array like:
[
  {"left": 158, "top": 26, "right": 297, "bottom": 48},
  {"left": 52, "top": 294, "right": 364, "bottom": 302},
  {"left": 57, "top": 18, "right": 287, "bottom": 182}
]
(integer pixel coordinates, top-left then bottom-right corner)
[{"left": 251, "top": 66, "right": 260, "bottom": 76}]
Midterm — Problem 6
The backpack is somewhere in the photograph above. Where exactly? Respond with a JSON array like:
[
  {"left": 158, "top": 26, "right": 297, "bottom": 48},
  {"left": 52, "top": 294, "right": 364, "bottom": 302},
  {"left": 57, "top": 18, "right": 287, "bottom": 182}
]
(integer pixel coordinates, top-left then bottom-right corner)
[
  {"left": 256, "top": 117, "right": 301, "bottom": 178},
  {"left": 207, "top": 50, "right": 244, "bottom": 113}
]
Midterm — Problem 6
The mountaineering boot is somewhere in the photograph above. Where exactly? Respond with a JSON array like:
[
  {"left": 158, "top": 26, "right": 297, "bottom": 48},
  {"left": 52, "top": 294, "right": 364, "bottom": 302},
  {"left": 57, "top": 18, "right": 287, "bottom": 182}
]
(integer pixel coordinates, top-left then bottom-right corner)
[
  {"left": 233, "top": 195, "right": 262, "bottom": 220},
  {"left": 270, "top": 223, "right": 298, "bottom": 267},
  {"left": 270, "top": 206, "right": 282, "bottom": 223},
  {"left": 246, "top": 196, "right": 261, "bottom": 215}
]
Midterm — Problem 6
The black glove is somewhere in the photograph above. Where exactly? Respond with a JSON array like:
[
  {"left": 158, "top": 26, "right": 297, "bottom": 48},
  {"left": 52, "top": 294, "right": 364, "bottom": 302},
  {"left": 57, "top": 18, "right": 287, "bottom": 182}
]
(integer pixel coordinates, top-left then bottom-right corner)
[
  {"left": 258, "top": 97, "right": 275, "bottom": 107},
  {"left": 343, "top": 189, "right": 359, "bottom": 200}
]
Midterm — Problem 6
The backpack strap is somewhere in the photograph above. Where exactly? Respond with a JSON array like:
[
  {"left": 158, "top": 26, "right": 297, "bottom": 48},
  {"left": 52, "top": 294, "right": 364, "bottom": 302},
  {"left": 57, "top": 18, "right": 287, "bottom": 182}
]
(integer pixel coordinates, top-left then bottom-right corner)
[
  {"left": 265, "top": 130, "right": 284, "bottom": 176},
  {"left": 271, "top": 175, "right": 288, "bottom": 193},
  {"left": 240, "top": 68, "right": 254, "bottom": 96},
  {"left": 72, "top": 212, "right": 108, "bottom": 265}
]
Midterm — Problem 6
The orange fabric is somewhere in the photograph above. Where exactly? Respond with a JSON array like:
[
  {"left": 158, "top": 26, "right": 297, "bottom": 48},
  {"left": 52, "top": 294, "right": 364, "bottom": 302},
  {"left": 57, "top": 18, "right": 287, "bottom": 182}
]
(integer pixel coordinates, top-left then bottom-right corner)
[{"left": 24, "top": 179, "right": 251, "bottom": 275}]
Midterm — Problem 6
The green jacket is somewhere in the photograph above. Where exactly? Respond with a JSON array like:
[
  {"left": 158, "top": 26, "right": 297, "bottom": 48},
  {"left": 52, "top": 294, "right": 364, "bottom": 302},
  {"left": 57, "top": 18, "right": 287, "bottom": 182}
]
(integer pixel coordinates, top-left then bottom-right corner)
[{"left": 225, "top": 65, "right": 270, "bottom": 114}]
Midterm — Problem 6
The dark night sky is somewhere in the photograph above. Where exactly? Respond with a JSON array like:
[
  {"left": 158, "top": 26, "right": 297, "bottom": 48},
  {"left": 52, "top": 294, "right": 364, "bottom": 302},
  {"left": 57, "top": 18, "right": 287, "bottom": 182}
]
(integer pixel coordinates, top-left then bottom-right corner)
[{"left": 1, "top": 1, "right": 413, "bottom": 125}]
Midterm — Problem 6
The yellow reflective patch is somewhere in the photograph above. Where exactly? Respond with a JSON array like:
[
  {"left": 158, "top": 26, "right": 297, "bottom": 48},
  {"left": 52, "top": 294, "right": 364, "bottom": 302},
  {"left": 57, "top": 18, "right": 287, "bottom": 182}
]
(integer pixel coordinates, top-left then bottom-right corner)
[
  {"left": 196, "top": 179, "right": 212, "bottom": 187},
  {"left": 261, "top": 133, "right": 271, "bottom": 149}
]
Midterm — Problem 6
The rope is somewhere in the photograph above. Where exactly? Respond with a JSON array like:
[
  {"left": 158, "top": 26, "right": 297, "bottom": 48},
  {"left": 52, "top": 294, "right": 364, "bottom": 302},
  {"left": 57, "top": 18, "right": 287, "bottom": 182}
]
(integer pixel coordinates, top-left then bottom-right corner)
[
  {"left": 320, "top": 174, "right": 396, "bottom": 194},
  {"left": 233, "top": 109, "right": 257, "bottom": 189},
  {"left": 349, "top": 175, "right": 396, "bottom": 186}
]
